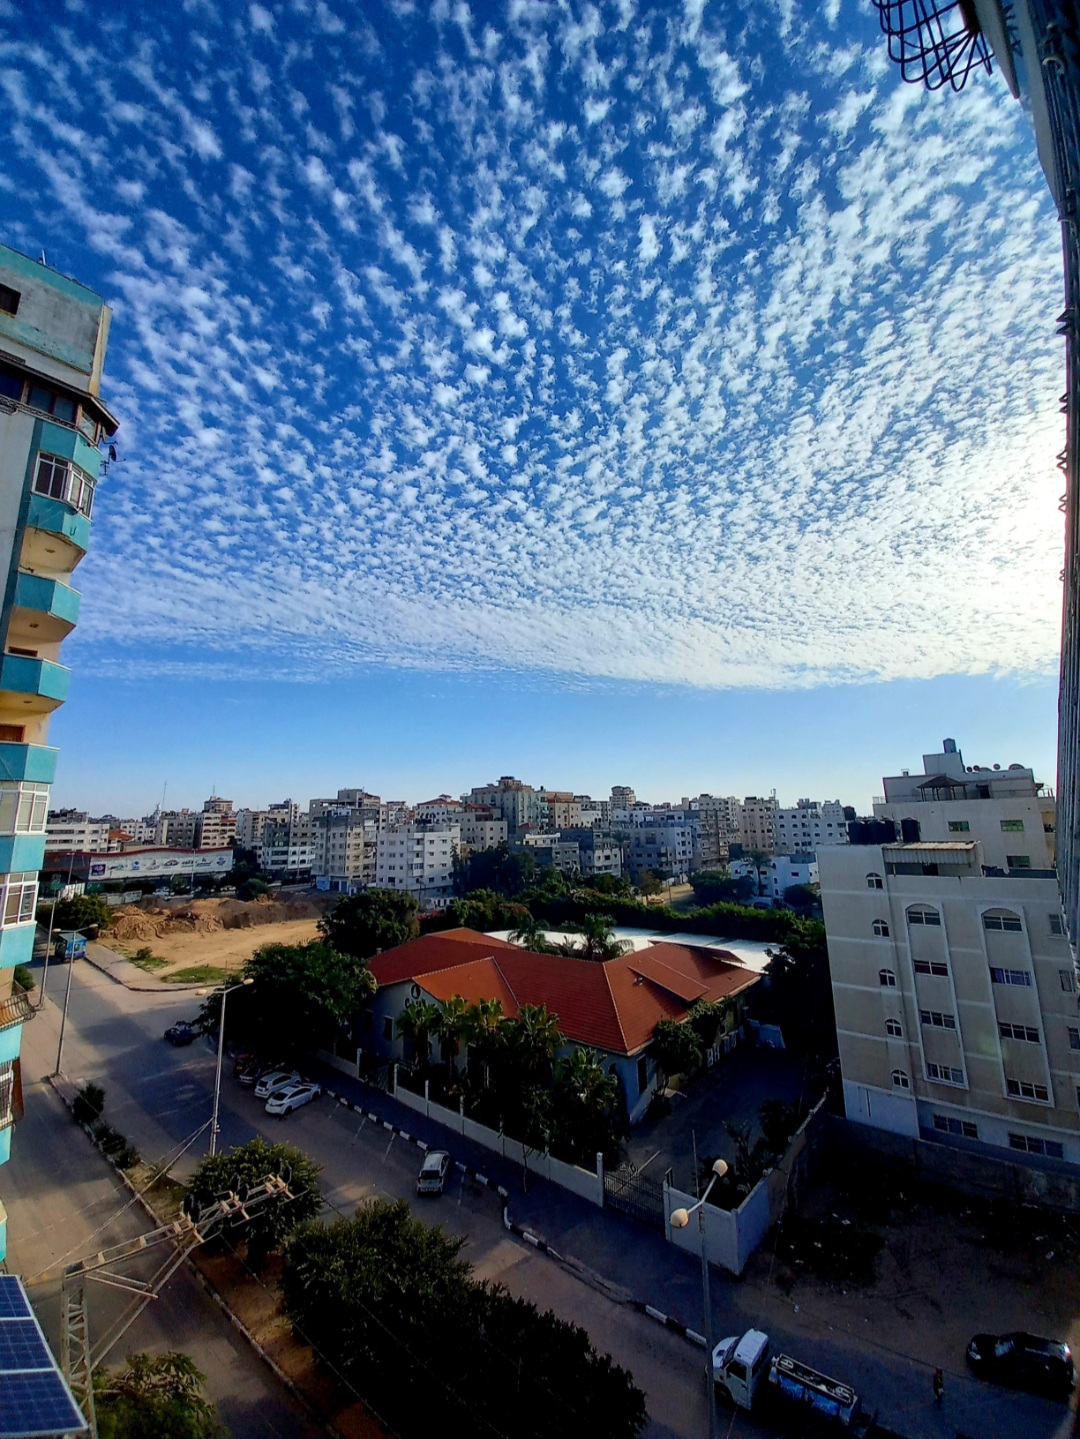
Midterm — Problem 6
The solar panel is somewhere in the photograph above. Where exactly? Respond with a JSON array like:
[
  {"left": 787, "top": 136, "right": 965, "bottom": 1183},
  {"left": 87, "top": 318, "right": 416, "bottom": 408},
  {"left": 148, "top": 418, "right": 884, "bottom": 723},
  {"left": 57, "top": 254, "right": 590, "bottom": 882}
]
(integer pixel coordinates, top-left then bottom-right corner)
[{"left": 0, "top": 1277, "right": 87, "bottom": 1436}]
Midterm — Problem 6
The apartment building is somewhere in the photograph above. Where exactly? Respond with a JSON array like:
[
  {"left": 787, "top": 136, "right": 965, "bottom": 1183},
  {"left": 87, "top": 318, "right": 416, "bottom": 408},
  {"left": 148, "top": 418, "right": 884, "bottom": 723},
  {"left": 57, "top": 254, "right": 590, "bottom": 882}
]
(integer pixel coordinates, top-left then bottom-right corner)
[
  {"left": 736, "top": 796, "right": 777, "bottom": 854},
  {"left": 375, "top": 823, "right": 459, "bottom": 904},
  {"left": 538, "top": 790, "right": 581, "bottom": 830},
  {"left": 259, "top": 811, "right": 315, "bottom": 877},
  {"left": 819, "top": 741, "right": 1079, "bottom": 1170},
  {"left": 464, "top": 776, "right": 542, "bottom": 832},
  {"left": 197, "top": 797, "right": 236, "bottom": 850},
  {"left": 559, "top": 828, "right": 623, "bottom": 880},
  {"left": 685, "top": 794, "right": 740, "bottom": 868},
  {"left": 575, "top": 794, "right": 610, "bottom": 826},
  {"left": 158, "top": 809, "right": 199, "bottom": 849},
  {"left": 774, "top": 799, "right": 849, "bottom": 854},
  {"left": 0, "top": 244, "right": 118, "bottom": 1260},
  {"left": 313, "top": 809, "right": 376, "bottom": 892},
  {"left": 45, "top": 809, "right": 111, "bottom": 852},
  {"left": 416, "top": 796, "right": 462, "bottom": 824},
  {"left": 458, "top": 809, "right": 507, "bottom": 853},
  {"left": 610, "top": 785, "right": 637, "bottom": 810},
  {"left": 625, "top": 822, "right": 699, "bottom": 883}
]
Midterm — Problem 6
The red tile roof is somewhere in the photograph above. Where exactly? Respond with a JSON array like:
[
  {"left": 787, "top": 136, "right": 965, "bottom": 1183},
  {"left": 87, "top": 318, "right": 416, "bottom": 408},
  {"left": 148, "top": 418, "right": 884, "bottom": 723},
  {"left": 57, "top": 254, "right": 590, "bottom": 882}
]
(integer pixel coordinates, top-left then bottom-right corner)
[{"left": 369, "top": 930, "right": 759, "bottom": 1056}]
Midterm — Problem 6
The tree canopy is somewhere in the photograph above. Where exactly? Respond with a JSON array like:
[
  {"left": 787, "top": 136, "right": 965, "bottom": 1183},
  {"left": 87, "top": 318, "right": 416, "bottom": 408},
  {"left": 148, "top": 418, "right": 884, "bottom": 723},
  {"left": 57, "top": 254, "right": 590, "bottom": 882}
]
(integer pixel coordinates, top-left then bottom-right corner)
[
  {"left": 94, "top": 1352, "right": 220, "bottom": 1439},
  {"left": 689, "top": 869, "right": 756, "bottom": 906},
  {"left": 43, "top": 893, "right": 113, "bottom": 934},
  {"left": 319, "top": 887, "right": 418, "bottom": 959},
  {"left": 283, "top": 1198, "right": 646, "bottom": 1439},
  {"left": 188, "top": 1137, "right": 322, "bottom": 1268},
  {"left": 650, "top": 1018, "right": 703, "bottom": 1089}
]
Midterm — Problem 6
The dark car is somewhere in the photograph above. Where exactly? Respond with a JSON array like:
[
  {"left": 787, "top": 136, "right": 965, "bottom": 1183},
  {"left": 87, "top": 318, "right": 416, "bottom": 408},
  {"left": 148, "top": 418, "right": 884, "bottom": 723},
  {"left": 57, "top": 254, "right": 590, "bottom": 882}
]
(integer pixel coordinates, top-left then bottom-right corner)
[
  {"left": 164, "top": 1023, "right": 198, "bottom": 1047},
  {"left": 967, "top": 1332, "right": 1075, "bottom": 1397}
]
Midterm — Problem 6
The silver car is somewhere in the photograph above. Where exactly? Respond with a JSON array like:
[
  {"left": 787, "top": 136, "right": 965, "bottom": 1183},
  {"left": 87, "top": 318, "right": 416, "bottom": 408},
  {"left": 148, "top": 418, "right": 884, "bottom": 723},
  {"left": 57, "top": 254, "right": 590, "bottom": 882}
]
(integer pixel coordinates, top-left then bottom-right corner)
[
  {"left": 254, "top": 1068, "right": 301, "bottom": 1099},
  {"left": 416, "top": 1150, "right": 451, "bottom": 1195}
]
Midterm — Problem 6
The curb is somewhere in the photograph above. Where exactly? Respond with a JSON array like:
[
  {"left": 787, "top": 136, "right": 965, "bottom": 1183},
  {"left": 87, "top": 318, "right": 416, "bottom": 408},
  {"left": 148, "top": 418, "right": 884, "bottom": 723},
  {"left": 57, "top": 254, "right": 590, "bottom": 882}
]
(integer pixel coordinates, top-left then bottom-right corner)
[
  {"left": 47, "top": 1073, "right": 346, "bottom": 1439},
  {"left": 322, "top": 1088, "right": 510, "bottom": 1200},
  {"left": 629, "top": 1298, "right": 706, "bottom": 1348},
  {"left": 82, "top": 950, "right": 207, "bottom": 993}
]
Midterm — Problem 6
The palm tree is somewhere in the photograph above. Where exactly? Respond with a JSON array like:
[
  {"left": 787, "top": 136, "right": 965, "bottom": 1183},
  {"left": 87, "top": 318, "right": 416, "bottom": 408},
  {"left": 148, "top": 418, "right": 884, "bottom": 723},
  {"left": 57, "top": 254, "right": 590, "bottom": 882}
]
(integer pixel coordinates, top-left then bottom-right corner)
[
  {"left": 509, "top": 914, "right": 551, "bottom": 952},
  {"left": 463, "top": 997, "right": 504, "bottom": 1086},
  {"left": 395, "top": 998, "right": 441, "bottom": 1071},
  {"left": 552, "top": 1047, "right": 621, "bottom": 1164},
  {"left": 509, "top": 1003, "right": 563, "bottom": 1087},
  {"left": 435, "top": 994, "right": 471, "bottom": 1074},
  {"left": 563, "top": 912, "right": 629, "bottom": 962}
]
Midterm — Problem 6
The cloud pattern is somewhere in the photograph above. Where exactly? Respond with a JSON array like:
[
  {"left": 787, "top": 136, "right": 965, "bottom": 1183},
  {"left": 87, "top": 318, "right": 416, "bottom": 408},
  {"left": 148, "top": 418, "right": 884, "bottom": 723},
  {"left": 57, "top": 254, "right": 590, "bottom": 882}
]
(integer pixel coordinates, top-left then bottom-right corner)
[{"left": 0, "top": 0, "right": 1066, "bottom": 689}]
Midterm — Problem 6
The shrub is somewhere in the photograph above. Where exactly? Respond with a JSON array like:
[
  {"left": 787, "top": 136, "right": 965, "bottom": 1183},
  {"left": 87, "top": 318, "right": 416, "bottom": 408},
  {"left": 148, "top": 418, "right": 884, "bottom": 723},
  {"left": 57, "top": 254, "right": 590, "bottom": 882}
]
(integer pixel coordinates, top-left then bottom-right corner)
[
  {"left": 74, "top": 1082, "right": 105, "bottom": 1126},
  {"left": 12, "top": 965, "right": 34, "bottom": 992}
]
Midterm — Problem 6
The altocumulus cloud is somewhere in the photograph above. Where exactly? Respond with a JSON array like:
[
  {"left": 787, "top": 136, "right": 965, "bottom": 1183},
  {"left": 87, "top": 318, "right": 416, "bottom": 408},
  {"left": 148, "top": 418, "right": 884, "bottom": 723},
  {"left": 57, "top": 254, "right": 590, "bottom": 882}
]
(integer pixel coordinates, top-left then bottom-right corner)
[{"left": 0, "top": 0, "right": 1065, "bottom": 689}]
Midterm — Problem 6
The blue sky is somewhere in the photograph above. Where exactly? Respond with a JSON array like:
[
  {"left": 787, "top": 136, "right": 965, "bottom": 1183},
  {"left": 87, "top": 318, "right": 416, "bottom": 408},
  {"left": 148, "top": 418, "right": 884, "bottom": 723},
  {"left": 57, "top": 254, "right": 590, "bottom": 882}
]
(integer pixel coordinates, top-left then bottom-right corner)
[{"left": 0, "top": 0, "right": 1066, "bottom": 815}]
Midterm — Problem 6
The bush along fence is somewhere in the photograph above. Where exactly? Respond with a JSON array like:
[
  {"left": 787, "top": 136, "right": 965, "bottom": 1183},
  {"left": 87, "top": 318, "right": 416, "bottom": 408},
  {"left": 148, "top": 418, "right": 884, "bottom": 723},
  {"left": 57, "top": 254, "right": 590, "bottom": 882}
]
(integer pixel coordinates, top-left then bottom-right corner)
[{"left": 71, "top": 1082, "right": 141, "bottom": 1172}]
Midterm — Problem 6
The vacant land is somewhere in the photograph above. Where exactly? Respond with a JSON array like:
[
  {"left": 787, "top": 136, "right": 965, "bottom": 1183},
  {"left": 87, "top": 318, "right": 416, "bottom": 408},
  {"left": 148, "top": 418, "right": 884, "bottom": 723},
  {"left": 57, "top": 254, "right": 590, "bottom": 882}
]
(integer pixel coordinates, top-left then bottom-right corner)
[{"left": 102, "top": 896, "right": 327, "bottom": 982}]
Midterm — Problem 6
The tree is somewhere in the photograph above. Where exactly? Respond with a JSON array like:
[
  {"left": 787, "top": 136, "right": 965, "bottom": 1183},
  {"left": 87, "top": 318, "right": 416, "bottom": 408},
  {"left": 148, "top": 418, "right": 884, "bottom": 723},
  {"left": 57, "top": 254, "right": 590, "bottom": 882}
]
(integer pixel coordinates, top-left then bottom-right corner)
[
  {"left": 196, "top": 940, "right": 376, "bottom": 1057},
  {"left": 319, "top": 888, "right": 418, "bottom": 960},
  {"left": 434, "top": 994, "right": 470, "bottom": 1073},
  {"left": 744, "top": 850, "right": 770, "bottom": 896},
  {"left": 637, "top": 871, "right": 663, "bottom": 898},
  {"left": 689, "top": 870, "right": 755, "bottom": 906},
  {"left": 506, "top": 1003, "right": 563, "bottom": 1087},
  {"left": 188, "top": 1138, "right": 322, "bottom": 1268},
  {"left": 395, "top": 997, "right": 442, "bottom": 1069},
  {"left": 236, "top": 877, "right": 270, "bottom": 901},
  {"left": 650, "top": 1018, "right": 703, "bottom": 1091},
  {"left": 783, "top": 883, "right": 817, "bottom": 912},
  {"left": 759, "top": 924, "right": 837, "bottom": 1061},
  {"left": 561, "top": 913, "right": 629, "bottom": 962},
  {"left": 589, "top": 872, "right": 632, "bottom": 897},
  {"left": 441, "top": 889, "right": 530, "bottom": 933},
  {"left": 94, "top": 1352, "right": 220, "bottom": 1439},
  {"left": 551, "top": 1048, "right": 623, "bottom": 1165},
  {"left": 44, "top": 892, "right": 112, "bottom": 935},
  {"left": 508, "top": 912, "right": 555, "bottom": 951}
]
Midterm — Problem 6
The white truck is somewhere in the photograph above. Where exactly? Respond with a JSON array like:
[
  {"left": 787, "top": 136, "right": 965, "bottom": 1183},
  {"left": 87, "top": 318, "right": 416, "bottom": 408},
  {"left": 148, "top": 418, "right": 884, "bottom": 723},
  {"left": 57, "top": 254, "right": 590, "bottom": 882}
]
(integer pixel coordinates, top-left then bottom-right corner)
[{"left": 712, "top": 1330, "right": 873, "bottom": 1431}]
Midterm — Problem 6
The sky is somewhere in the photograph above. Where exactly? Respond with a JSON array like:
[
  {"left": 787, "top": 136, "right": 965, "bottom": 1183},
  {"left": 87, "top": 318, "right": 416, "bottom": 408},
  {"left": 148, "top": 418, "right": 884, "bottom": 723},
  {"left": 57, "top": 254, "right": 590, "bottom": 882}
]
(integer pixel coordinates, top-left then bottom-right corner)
[{"left": 0, "top": 0, "right": 1066, "bottom": 815}]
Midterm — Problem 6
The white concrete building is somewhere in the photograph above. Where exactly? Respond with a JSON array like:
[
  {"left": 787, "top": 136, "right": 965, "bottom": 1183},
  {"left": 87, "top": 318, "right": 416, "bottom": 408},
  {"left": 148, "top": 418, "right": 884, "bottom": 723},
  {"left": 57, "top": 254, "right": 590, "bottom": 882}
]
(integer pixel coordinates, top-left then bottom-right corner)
[
  {"left": 375, "top": 823, "right": 459, "bottom": 903},
  {"left": 45, "top": 809, "right": 110, "bottom": 852},
  {"left": 458, "top": 811, "right": 507, "bottom": 852},
  {"left": 736, "top": 796, "right": 777, "bottom": 854},
  {"left": 819, "top": 741, "right": 1078, "bottom": 1171},
  {"left": 774, "top": 799, "right": 849, "bottom": 854},
  {"left": 313, "top": 810, "right": 376, "bottom": 892}
]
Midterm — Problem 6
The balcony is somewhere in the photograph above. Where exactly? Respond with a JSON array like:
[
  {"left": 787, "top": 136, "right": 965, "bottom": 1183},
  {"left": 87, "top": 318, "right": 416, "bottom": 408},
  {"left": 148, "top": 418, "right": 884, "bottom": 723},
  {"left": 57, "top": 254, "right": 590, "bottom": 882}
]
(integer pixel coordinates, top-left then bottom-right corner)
[
  {"left": 11, "top": 573, "right": 80, "bottom": 643},
  {"left": 0, "top": 744, "right": 57, "bottom": 785},
  {"left": 0, "top": 655, "right": 70, "bottom": 713},
  {"left": 0, "top": 988, "right": 33, "bottom": 1034},
  {"left": 24, "top": 492, "right": 91, "bottom": 558}
]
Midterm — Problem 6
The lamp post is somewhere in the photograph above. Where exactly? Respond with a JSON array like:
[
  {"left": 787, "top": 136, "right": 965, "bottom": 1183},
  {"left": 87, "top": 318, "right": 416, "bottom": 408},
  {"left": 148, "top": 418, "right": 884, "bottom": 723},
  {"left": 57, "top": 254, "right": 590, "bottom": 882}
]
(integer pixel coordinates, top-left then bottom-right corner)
[
  {"left": 670, "top": 1157, "right": 728, "bottom": 1439},
  {"left": 209, "top": 978, "right": 253, "bottom": 1157}
]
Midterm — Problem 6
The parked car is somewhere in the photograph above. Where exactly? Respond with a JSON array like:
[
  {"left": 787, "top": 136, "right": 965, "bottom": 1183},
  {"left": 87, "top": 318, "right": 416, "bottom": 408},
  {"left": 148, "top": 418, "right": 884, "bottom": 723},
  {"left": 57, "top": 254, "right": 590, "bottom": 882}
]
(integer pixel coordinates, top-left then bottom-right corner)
[
  {"left": 163, "top": 1023, "right": 198, "bottom": 1046},
  {"left": 254, "top": 1068, "right": 302, "bottom": 1100},
  {"left": 967, "top": 1332, "right": 1075, "bottom": 1397},
  {"left": 231, "top": 1050, "right": 256, "bottom": 1077},
  {"left": 237, "top": 1058, "right": 282, "bottom": 1087},
  {"left": 416, "top": 1150, "right": 451, "bottom": 1195},
  {"left": 265, "top": 1081, "right": 321, "bottom": 1117}
]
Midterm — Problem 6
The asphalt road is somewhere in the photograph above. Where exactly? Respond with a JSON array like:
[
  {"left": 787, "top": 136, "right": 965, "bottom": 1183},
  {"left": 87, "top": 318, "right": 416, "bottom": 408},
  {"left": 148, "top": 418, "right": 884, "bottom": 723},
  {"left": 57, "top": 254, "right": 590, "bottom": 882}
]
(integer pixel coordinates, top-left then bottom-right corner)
[{"left": 10, "top": 953, "right": 1078, "bottom": 1439}]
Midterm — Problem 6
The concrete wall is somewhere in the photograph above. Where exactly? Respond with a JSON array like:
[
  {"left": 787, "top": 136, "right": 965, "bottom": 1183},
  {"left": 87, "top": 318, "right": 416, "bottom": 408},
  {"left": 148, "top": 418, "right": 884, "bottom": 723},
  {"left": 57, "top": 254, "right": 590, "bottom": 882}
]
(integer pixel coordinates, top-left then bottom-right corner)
[{"left": 394, "top": 1074, "right": 603, "bottom": 1203}]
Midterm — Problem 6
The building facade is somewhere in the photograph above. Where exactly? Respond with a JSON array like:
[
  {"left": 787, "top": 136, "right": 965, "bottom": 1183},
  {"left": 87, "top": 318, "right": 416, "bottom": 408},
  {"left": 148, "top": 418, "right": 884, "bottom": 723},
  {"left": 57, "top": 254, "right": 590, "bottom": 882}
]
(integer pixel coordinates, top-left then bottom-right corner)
[
  {"left": 0, "top": 244, "right": 118, "bottom": 1260},
  {"left": 464, "top": 777, "right": 541, "bottom": 833},
  {"left": 374, "top": 823, "right": 459, "bottom": 904},
  {"left": 736, "top": 795, "right": 777, "bottom": 854},
  {"left": 773, "top": 799, "right": 849, "bottom": 854},
  {"left": 820, "top": 742, "right": 1079, "bottom": 1170}
]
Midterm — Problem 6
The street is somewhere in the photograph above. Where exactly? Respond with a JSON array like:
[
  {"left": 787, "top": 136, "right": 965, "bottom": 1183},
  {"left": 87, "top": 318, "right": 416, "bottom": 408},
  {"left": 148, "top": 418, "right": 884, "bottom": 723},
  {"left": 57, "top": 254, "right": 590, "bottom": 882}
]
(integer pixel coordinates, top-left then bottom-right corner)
[{"left": 5, "top": 952, "right": 1077, "bottom": 1439}]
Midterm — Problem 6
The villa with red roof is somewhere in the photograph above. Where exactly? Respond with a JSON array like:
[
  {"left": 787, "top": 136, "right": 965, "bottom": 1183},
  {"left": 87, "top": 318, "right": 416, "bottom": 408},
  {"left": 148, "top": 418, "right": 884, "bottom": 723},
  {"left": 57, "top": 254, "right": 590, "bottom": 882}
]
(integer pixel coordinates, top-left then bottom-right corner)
[{"left": 359, "top": 927, "right": 761, "bottom": 1123}]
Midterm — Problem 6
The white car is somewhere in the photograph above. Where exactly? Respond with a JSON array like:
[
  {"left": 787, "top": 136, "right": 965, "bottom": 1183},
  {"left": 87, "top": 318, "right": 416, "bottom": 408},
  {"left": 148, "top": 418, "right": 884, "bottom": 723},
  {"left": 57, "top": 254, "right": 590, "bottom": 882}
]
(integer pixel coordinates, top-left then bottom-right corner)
[
  {"left": 254, "top": 1068, "right": 301, "bottom": 1100},
  {"left": 265, "top": 1081, "right": 321, "bottom": 1117},
  {"left": 416, "top": 1150, "right": 451, "bottom": 1195}
]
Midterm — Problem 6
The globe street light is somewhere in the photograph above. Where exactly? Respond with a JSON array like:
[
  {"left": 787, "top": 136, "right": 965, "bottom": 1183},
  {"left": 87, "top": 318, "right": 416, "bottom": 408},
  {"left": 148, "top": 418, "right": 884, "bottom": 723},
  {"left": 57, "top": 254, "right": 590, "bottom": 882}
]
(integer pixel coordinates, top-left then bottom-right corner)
[
  {"left": 208, "top": 978, "right": 253, "bottom": 1157},
  {"left": 670, "top": 1157, "right": 728, "bottom": 1439}
]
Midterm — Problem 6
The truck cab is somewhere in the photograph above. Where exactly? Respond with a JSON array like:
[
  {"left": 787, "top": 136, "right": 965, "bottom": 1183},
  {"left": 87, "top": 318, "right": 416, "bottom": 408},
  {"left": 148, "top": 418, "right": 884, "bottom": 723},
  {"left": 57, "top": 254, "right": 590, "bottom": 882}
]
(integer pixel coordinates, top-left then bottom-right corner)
[
  {"left": 53, "top": 931, "right": 87, "bottom": 962},
  {"left": 712, "top": 1329, "right": 770, "bottom": 1409}
]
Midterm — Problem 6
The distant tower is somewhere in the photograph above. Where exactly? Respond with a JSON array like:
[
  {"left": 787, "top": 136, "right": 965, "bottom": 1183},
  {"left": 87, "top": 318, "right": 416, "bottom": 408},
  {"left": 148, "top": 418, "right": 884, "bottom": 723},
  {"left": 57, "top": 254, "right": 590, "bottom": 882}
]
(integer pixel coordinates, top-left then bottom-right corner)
[{"left": 0, "top": 245, "right": 118, "bottom": 1261}]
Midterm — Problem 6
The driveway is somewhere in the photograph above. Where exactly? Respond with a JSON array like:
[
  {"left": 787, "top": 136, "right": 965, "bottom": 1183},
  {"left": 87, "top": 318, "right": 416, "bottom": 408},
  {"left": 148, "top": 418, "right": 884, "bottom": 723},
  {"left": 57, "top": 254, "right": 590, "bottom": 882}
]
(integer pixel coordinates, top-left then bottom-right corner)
[{"left": 624, "top": 1044, "right": 817, "bottom": 1189}]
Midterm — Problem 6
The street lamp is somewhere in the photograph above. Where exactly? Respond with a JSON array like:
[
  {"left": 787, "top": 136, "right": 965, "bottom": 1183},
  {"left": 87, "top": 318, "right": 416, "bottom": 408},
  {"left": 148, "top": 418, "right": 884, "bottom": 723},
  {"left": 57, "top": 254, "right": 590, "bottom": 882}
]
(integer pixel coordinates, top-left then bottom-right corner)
[
  {"left": 670, "top": 1157, "right": 728, "bottom": 1439},
  {"left": 208, "top": 978, "right": 253, "bottom": 1157}
]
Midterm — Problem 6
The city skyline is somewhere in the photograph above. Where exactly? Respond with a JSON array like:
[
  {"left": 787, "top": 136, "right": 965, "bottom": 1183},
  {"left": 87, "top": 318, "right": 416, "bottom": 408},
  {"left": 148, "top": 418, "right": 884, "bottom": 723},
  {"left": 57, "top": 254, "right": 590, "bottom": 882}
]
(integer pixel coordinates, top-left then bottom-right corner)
[{"left": 0, "top": 0, "right": 1065, "bottom": 801}]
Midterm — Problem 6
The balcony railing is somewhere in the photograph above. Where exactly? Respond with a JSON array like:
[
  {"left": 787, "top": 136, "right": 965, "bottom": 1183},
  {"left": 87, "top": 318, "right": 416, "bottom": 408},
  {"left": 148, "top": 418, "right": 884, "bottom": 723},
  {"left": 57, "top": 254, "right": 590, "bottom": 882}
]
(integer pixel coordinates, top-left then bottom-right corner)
[{"left": 0, "top": 988, "right": 33, "bottom": 1034}]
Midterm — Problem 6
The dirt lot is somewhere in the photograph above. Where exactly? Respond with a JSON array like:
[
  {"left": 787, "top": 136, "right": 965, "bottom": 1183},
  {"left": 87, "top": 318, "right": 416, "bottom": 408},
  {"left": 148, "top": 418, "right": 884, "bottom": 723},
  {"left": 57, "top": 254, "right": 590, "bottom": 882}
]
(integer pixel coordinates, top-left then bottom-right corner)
[{"left": 100, "top": 895, "right": 329, "bottom": 982}]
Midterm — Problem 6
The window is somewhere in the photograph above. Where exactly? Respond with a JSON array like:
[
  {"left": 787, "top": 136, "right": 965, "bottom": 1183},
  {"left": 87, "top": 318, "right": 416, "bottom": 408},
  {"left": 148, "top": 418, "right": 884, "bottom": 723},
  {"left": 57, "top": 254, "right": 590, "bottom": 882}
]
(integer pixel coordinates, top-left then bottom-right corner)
[
  {"left": 1008, "top": 1133, "right": 1063, "bottom": 1158},
  {"left": 948, "top": 820, "right": 970, "bottom": 833},
  {"left": 990, "top": 967, "right": 1031, "bottom": 987},
  {"left": 1050, "top": 914, "right": 1065, "bottom": 937},
  {"left": 934, "top": 1114, "right": 978, "bottom": 1139},
  {"left": 872, "top": 918, "right": 890, "bottom": 937},
  {"left": 1069, "top": 1027, "right": 1080, "bottom": 1052},
  {"left": 0, "top": 872, "right": 36, "bottom": 927},
  {"left": 1006, "top": 855, "right": 1031, "bottom": 870},
  {"left": 33, "top": 453, "right": 95, "bottom": 518},
  {"left": 920, "top": 1008, "right": 957, "bottom": 1030},
  {"left": 382, "top": 1017, "right": 393, "bottom": 1041},
  {"left": 891, "top": 1069, "right": 910, "bottom": 1090},
  {"left": 907, "top": 905, "right": 941, "bottom": 926},
  {"left": 0, "top": 367, "right": 21, "bottom": 402},
  {"left": 998, "top": 1021, "right": 1040, "bottom": 1043},
  {"left": 0, "top": 1061, "right": 14, "bottom": 1128},
  {"left": 878, "top": 968, "right": 897, "bottom": 988},
  {"left": 1006, "top": 1078, "right": 1050, "bottom": 1102},
  {"left": 1000, "top": 819, "right": 1025, "bottom": 832},
  {"left": 983, "top": 911, "right": 1022, "bottom": 932},
  {"left": 0, "top": 284, "right": 19, "bottom": 315},
  {"left": 0, "top": 782, "right": 49, "bottom": 835},
  {"left": 27, "top": 384, "right": 76, "bottom": 423},
  {"left": 926, "top": 1062, "right": 964, "bottom": 1085},
  {"left": 1060, "top": 969, "right": 1077, "bottom": 994},
  {"left": 914, "top": 958, "right": 949, "bottom": 977},
  {"left": 885, "top": 1017, "right": 903, "bottom": 1037}
]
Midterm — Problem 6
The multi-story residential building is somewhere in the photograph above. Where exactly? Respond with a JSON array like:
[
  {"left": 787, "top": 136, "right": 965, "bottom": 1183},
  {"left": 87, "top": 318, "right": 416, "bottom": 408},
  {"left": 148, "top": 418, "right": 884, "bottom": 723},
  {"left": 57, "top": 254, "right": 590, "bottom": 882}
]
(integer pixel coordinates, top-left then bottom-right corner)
[
  {"left": 375, "top": 823, "right": 459, "bottom": 904},
  {"left": 610, "top": 785, "right": 637, "bottom": 810},
  {"left": 196, "top": 796, "right": 236, "bottom": 850},
  {"left": 464, "top": 776, "right": 542, "bottom": 833},
  {"left": 736, "top": 795, "right": 777, "bottom": 854},
  {"left": 685, "top": 794, "right": 740, "bottom": 868},
  {"left": 625, "top": 822, "right": 699, "bottom": 883},
  {"left": 538, "top": 790, "right": 582, "bottom": 830},
  {"left": 868, "top": 3, "right": 1080, "bottom": 948},
  {"left": 774, "top": 799, "right": 850, "bottom": 854},
  {"left": 559, "top": 827, "right": 623, "bottom": 880},
  {"left": 45, "top": 809, "right": 111, "bottom": 852},
  {"left": 259, "top": 811, "right": 315, "bottom": 878},
  {"left": 157, "top": 808, "right": 199, "bottom": 850},
  {"left": 819, "top": 741, "right": 1079, "bottom": 1170},
  {"left": 458, "top": 809, "right": 507, "bottom": 853},
  {"left": 574, "top": 794, "right": 610, "bottom": 826},
  {"left": 415, "top": 795, "right": 462, "bottom": 825},
  {"left": 313, "top": 809, "right": 376, "bottom": 892},
  {"left": 0, "top": 244, "right": 117, "bottom": 1259}
]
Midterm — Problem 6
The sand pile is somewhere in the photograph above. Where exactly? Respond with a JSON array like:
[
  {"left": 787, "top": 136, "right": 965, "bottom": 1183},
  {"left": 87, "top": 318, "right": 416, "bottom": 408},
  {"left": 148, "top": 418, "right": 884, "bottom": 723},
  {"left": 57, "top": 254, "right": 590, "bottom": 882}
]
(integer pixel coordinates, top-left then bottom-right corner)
[{"left": 109, "top": 894, "right": 325, "bottom": 944}]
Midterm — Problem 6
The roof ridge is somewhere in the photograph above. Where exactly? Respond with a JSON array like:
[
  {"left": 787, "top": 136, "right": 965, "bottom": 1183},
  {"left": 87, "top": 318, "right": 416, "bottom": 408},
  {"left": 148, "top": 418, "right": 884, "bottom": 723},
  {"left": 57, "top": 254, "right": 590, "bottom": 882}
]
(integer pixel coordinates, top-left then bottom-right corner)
[
  {"left": 601, "top": 959, "right": 630, "bottom": 1053},
  {"left": 490, "top": 954, "right": 521, "bottom": 1010}
]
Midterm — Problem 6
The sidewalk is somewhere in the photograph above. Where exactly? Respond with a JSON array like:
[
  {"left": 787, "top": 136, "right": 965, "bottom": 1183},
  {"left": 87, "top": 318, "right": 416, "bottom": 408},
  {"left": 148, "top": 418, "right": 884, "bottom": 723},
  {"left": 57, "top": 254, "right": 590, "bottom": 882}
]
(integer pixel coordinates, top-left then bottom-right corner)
[{"left": 83, "top": 941, "right": 206, "bottom": 992}]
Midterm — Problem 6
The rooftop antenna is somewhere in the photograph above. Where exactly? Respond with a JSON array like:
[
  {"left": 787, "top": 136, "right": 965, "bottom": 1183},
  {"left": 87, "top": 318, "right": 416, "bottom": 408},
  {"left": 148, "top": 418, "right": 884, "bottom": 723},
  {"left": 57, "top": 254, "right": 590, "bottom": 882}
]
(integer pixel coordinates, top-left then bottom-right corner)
[{"left": 39, "top": 250, "right": 46, "bottom": 266}]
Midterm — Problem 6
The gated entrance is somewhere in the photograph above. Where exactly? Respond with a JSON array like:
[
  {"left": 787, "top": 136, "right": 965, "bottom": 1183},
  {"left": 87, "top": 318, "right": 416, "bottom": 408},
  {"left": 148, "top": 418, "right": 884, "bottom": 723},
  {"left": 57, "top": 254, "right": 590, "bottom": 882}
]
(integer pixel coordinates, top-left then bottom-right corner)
[{"left": 603, "top": 1162, "right": 667, "bottom": 1229}]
